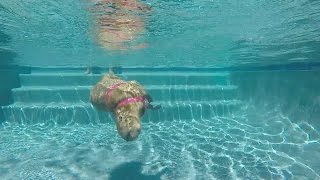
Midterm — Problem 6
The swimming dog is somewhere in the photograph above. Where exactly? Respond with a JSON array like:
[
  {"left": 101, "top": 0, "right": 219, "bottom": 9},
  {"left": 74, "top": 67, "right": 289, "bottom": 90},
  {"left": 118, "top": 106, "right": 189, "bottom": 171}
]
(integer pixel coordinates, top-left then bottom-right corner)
[{"left": 90, "top": 71, "right": 159, "bottom": 141}]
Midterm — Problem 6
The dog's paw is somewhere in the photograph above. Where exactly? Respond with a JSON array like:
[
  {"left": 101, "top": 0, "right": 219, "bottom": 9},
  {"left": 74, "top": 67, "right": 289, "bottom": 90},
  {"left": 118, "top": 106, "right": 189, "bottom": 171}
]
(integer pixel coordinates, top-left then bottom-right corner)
[{"left": 149, "top": 103, "right": 161, "bottom": 110}]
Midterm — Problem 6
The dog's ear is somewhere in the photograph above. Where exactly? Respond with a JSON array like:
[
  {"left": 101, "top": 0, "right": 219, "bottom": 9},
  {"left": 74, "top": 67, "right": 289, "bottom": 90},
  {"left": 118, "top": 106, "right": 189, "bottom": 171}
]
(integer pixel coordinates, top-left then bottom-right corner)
[
  {"left": 138, "top": 105, "right": 146, "bottom": 116},
  {"left": 113, "top": 89, "right": 128, "bottom": 100}
]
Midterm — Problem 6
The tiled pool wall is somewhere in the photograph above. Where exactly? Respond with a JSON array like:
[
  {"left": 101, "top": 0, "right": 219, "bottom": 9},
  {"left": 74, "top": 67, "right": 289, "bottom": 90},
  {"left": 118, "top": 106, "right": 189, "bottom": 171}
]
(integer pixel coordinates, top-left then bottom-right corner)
[
  {"left": 0, "top": 27, "right": 16, "bottom": 67},
  {"left": 231, "top": 70, "right": 320, "bottom": 130},
  {"left": 0, "top": 30, "right": 20, "bottom": 120},
  {"left": 0, "top": 27, "right": 18, "bottom": 122},
  {"left": 0, "top": 69, "right": 19, "bottom": 123}
]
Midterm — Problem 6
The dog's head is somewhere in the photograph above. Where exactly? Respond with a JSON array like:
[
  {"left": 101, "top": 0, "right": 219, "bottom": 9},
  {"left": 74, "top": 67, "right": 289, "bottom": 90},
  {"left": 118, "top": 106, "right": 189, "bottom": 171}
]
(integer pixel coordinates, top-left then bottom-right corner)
[{"left": 115, "top": 108, "right": 142, "bottom": 141}]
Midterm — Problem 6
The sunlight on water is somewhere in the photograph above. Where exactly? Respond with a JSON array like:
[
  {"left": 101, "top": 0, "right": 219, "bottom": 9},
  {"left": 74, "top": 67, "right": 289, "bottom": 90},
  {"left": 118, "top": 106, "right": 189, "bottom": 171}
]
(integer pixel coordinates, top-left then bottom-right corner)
[{"left": 1, "top": 0, "right": 320, "bottom": 67}]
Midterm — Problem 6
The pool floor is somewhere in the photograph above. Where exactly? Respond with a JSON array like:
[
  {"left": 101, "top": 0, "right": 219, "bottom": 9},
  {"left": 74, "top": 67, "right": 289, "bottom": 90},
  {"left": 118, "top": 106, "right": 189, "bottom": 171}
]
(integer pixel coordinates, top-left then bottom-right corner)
[{"left": 1, "top": 103, "right": 319, "bottom": 180}]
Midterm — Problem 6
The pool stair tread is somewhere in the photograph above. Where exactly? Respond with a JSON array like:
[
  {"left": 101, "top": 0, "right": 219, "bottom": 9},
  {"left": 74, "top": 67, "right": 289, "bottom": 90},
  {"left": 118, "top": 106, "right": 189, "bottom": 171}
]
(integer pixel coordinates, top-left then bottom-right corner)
[
  {"left": 22, "top": 71, "right": 230, "bottom": 76},
  {"left": 4, "top": 100, "right": 242, "bottom": 107},
  {"left": 12, "top": 85, "right": 238, "bottom": 103},
  {"left": 13, "top": 85, "right": 238, "bottom": 90},
  {"left": 19, "top": 72, "right": 231, "bottom": 86},
  {"left": 2, "top": 100, "right": 242, "bottom": 124},
  {"left": 15, "top": 85, "right": 237, "bottom": 90}
]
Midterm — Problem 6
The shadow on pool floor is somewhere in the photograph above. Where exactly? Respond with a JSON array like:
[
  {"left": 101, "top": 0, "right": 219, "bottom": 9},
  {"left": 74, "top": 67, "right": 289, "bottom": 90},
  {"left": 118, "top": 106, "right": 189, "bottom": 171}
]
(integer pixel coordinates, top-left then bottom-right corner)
[{"left": 109, "top": 161, "right": 163, "bottom": 180}]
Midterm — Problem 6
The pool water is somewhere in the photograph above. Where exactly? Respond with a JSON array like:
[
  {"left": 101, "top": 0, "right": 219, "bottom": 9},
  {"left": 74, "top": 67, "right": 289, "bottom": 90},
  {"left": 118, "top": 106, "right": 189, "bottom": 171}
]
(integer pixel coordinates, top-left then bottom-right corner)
[
  {"left": 1, "top": 0, "right": 320, "bottom": 179},
  {"left": 1, "top": 68, "right": 319, "bottom": 179},
  {"left": 1, "top": 0, "right": 320, "bottom": 68}
]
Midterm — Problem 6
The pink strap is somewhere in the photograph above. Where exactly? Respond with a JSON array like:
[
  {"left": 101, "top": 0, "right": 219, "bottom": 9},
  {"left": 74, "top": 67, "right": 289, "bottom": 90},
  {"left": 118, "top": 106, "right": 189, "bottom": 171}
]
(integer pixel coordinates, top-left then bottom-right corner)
[
  {"left": 116, "top": 96, "right": 146, "bottom": 110},
  {"left": 104, "top": 83, "right": 125, "bottom": 105}
]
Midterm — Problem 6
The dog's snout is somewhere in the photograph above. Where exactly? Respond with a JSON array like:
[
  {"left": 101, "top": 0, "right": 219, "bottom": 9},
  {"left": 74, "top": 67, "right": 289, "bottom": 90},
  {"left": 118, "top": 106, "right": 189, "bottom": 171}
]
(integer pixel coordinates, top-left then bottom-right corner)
[
  {"left": 131, "top": 127, "right": 141, "bottom": 138},
  {"left": 135, "top": 127, "right": 141, "bottom": 134},
  {"left": 124, "top": 127, "right": 141, "bottom": 141}
]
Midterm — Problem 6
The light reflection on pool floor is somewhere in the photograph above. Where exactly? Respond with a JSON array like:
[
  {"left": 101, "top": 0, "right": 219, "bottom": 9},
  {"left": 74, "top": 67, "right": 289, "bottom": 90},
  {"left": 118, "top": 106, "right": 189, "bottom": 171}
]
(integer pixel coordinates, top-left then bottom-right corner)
[{"left": 0, "top": 105, "right": 319, "bottom": 180}]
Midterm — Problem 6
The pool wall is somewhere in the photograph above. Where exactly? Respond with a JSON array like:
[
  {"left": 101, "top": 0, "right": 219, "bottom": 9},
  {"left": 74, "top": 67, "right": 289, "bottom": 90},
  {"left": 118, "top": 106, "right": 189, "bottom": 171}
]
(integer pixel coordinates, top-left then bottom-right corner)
[
  {"left": 231, "top": 69, "right": 320, "bottom": 129},
  {"left": 0, "top": 27, "right": 20, "bottom": 123}
]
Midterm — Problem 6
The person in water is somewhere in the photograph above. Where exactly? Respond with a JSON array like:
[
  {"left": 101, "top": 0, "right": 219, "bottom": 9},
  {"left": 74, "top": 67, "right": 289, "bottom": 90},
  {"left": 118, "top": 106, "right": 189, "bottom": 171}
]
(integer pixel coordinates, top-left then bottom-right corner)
[{"left": 90, "top": 0, "right": 151, "bottom": 51}]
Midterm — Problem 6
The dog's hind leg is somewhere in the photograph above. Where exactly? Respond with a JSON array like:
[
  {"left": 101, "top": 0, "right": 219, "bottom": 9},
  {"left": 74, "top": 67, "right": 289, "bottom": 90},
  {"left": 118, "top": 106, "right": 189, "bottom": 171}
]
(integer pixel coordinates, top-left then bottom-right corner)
[{"left": 101, "top": 65, "right": 119, "bottom": 79}]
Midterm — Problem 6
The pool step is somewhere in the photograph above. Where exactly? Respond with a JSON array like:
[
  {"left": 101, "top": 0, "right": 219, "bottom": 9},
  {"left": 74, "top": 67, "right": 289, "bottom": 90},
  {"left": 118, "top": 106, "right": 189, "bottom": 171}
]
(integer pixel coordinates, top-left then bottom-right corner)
[
  {"left": 19, "top": 72, "right": 231, "bottom": 86},
  {"left": 1, "top": 68, "right": 243, "bottom": 124},
  {"left": 12, "top": 85, "right": 238, "bottom": 103},
  {"left": 2, "top": 101, "right": 242, "bottom": 125}
]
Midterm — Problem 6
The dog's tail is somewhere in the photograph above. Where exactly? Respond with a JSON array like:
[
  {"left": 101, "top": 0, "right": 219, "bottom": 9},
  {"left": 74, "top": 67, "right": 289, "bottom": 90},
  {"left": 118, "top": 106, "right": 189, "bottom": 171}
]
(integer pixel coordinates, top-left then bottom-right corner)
[
  {"left": 107, "top": 64, "right": 119, "bottom": 78},
  {"left": 109, "top": 66, "right": 114, "bottom": 74}
]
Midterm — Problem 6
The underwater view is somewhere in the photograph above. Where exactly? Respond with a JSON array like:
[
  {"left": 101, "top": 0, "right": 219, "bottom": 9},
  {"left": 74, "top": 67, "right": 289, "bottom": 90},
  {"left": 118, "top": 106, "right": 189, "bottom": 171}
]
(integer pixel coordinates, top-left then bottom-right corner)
[{"left": 1, "top": 0, "right": 320, "bottom": 179}]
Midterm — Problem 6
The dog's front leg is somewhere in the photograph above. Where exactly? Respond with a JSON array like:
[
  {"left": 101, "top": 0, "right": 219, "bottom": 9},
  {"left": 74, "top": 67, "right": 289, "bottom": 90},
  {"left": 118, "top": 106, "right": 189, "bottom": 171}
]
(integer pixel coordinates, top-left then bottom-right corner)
[{"left": 146, "top": 94, "right": 161, "bottom": 110}]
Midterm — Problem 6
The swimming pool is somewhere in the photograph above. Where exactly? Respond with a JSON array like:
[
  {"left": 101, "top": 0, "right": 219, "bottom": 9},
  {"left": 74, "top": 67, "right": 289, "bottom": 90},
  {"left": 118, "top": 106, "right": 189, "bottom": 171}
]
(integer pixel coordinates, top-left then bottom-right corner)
[{"left": 1, "top": 0, "right": 320, "bottom": 179}]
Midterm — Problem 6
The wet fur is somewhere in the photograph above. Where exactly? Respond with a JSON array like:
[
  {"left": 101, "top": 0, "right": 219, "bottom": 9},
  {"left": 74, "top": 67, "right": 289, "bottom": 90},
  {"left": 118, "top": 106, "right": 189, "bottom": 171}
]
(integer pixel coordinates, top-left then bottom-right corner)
[{"left": 90, "top": 73, "right": 147, "bottom": 141}]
